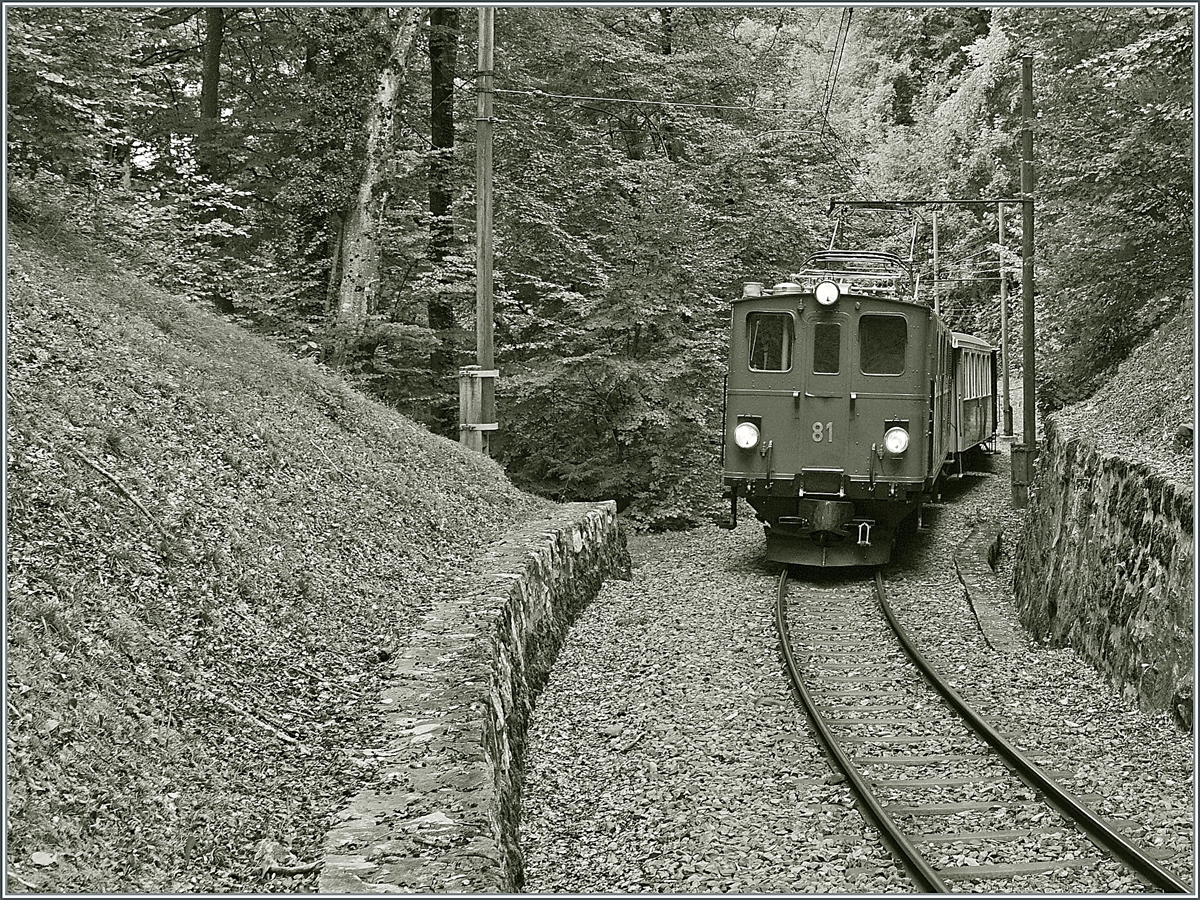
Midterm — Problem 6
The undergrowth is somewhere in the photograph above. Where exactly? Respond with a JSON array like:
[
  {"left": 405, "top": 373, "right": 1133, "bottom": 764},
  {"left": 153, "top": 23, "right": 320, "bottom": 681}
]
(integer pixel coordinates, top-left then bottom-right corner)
[{"left": 4, "top": 223, "right": 552, "bottom": 892}]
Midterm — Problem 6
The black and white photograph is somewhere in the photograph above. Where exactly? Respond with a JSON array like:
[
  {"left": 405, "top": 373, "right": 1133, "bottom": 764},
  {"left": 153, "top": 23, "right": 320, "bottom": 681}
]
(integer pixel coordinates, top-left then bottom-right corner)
[{"left": 4, "top": 2, "right": 1195, "bottom": 894}]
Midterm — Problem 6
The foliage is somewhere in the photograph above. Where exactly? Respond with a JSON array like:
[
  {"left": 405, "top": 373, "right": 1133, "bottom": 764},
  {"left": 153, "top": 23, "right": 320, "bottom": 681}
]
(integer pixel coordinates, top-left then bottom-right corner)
[
  {"left": 488, "top": 7, "right": 846, "bottom": 519},
  {"left": 6, "top": 4, "right": 1192, "bottom": 519},
  {"left": 851, "top": 6, "right": 1193, "bottom": 412},
  {"left": 858, "top": 7, "right": 991, "bottom": 126},
  {"left": 5, "top": 6, "right": 140, "bottom": 183},
  {"left": 1013, "top": 7, "right": 1193, "bottom": 408}
]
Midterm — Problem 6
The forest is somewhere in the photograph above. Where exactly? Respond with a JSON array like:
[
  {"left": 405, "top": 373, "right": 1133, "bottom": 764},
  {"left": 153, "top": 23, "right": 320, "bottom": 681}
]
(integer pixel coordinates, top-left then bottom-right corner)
[{"left": 7, "top": 4, "right": 1193, "bottom": 524}]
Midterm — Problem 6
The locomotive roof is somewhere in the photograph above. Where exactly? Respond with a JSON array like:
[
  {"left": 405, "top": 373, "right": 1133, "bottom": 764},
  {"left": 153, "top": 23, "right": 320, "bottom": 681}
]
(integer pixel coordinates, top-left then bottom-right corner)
[
  {"left": 738, "top": 247, "right": 920, "bottom": 305},
  {"left": 800, "top": 249, "right": 912, "bottom": 277}
]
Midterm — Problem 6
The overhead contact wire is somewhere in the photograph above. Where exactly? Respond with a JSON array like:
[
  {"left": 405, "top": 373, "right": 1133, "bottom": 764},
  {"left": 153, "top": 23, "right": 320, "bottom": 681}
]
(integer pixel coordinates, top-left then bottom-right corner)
[
  {"left": 822, "top": 8, "right": 852, "bottom": 135},
  {"left": 493, "top": 87, "right": 817, "bottom": 117}
]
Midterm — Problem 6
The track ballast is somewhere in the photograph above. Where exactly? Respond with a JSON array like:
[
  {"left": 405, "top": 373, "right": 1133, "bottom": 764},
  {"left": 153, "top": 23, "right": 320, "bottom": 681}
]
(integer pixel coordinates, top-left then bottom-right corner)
[{"left": 775, "top": 568, "right": 1191, "bottom": 893}]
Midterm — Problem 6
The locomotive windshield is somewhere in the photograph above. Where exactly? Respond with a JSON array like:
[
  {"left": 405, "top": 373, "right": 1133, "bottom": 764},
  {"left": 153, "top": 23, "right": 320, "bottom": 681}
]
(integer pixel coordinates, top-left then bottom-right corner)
[
  {"left": 813, "top": 322, "right": 840, "bottom": 374},
  {"left": 859, "top": 314, "right": 907, "bottom": 375},
  {"left": 747, "top": 312, "right": 793, "bottom": 371}
]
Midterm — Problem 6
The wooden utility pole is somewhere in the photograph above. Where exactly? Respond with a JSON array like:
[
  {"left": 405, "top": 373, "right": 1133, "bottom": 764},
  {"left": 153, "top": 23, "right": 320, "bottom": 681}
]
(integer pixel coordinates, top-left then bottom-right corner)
[
  {"left": 1011, "top": 54, "right": 1037, "bottom": 508},
  {"left": 1020, "top": 56, "right": 1036, "bottom": 447},
  {"left": 460, "top": 7, "right": 498, "bottom": 453}
]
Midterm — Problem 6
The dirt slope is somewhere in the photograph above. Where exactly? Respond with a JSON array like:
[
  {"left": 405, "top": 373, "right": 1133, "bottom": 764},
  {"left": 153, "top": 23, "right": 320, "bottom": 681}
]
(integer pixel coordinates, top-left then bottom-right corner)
[{"left": 4, "top": 226, "right": 553, "bottom": 892}]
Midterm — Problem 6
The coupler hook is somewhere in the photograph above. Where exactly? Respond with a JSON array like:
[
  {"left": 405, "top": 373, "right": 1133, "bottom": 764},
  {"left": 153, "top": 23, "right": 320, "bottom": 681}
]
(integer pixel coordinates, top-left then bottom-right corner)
[{"left": 857, "top": 521, "right": 872, "bottom": 547}]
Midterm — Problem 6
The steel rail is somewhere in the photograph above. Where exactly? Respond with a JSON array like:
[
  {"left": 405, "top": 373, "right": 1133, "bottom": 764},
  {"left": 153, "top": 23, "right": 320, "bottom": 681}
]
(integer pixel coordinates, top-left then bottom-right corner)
[
  {"left": 874, "top": 571, "right": 1191, "bottom": 894},
  {"left": 774, "top": 569, "right": 948, "bottom": 893}
]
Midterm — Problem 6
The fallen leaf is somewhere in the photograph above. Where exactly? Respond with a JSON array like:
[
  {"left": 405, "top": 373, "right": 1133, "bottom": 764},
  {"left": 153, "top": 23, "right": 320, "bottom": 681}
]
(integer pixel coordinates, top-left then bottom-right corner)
[{"left": 411, "top": 811, "right": 454, "bottom": 828}]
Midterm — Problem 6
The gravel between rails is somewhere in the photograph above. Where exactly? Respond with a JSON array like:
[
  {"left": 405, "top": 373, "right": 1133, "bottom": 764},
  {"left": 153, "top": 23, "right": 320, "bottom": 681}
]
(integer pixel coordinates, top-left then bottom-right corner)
[
  {"left": 520, "top": 442, "right": 1195, "bottom": 893},
  {"left": 520, "top": 524, "right": 909, "bottom": 893}
]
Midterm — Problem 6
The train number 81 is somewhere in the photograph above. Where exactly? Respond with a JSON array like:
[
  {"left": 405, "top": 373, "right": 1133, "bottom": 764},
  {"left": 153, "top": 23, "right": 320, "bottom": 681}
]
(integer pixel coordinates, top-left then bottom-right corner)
[{"left": 812, "top": 421, "right": 834, "bottom": 442}]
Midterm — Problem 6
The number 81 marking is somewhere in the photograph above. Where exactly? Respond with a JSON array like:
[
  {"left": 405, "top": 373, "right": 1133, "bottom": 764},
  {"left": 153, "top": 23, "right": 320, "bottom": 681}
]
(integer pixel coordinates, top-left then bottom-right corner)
[{"left": 812, "top": 421, "right": 834, "bottom": 442}]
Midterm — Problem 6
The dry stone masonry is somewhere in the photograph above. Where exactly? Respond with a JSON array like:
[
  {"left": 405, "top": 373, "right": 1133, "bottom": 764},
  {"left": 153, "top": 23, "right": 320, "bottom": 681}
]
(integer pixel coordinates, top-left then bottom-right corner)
[
  {"left": 319, "top": 501, "right": 630, "bottom": 893},
  {"left": 1014, "top": 419, "right": 1193, "bottom": 727}
]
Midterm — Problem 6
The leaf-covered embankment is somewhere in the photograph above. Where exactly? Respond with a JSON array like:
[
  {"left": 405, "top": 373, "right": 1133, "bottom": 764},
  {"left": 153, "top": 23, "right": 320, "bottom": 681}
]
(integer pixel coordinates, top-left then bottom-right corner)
[
  {"left": 1050, "top": 307, "right": 1193, "bottom": 487},
  {"left": 4, "top": 225, "right": 553, "bottom": 892}
]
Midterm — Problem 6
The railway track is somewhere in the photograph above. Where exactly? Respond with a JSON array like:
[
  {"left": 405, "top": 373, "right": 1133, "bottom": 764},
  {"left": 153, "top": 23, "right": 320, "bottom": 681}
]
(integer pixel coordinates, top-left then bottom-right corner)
[{"left": 775, "top": 568, "right": 1191, "bottom": 894}]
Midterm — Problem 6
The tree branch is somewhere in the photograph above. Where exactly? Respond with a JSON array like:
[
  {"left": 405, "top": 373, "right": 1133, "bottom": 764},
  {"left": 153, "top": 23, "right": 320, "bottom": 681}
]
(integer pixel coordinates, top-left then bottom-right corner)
[
  {"left": 265, "top": 861, "right": 321, "bottom": 877},
  {"left": 212, "top": 695, "right": 311, "bottom": 752},
  {"left": 73, "top": 451, "right": 172, "bottom": 541}
]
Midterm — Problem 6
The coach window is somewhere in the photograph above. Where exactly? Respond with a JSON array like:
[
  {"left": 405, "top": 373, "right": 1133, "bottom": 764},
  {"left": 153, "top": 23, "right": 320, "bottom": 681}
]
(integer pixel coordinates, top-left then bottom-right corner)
[
  {"left": 813, "top": 322, "right": 840, "bottom": 374},
  {"left": 747, "top": 312, "right": 793, "bottom": 371},
  {"left": 859, "top": 314, "right": 907, "bottom": 375}
]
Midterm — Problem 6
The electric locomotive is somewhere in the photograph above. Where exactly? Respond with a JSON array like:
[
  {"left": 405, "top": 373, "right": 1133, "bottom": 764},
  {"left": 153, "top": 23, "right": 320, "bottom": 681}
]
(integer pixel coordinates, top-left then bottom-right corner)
[{"left": 721, "top": 249, "right": 997, "bottom": 566}]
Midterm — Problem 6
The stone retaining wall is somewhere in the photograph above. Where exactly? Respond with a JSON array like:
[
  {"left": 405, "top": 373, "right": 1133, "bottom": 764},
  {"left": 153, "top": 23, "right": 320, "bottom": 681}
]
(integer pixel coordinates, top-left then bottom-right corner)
[
  {"left": 319, "top": 501, "right": 631, "bottom": 892},
  {"left": 1013, "top": 419, "right": 1193, "bottom": 725}
]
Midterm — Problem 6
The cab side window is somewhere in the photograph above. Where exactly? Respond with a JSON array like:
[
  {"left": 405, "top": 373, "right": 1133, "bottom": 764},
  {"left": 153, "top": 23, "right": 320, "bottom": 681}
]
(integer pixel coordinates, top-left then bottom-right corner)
[
  {"left": 859, "top": 314, "right": 907, "bottom": 375},
  {"left": 747, "top": 312, "right": 793, "bottom": 371}
]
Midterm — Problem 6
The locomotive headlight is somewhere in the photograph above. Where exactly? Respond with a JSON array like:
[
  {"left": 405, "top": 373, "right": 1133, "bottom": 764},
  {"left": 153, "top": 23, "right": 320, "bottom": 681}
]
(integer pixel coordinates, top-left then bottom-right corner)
[
  {"left": 734, "top": 421, "right": 761, "bottom": 450},
  {"left": 883, "top": 426, "right": 910, "bottom": 455},
  {"left": 814, "top": 280, "right": 840, "bottom": 306}
]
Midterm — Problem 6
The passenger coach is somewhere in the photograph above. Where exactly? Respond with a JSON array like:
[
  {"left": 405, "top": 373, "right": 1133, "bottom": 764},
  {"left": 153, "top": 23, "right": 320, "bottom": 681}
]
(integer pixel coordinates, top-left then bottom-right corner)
[{"left": 721, "top": 250, "right": 997, "bottom": 566}]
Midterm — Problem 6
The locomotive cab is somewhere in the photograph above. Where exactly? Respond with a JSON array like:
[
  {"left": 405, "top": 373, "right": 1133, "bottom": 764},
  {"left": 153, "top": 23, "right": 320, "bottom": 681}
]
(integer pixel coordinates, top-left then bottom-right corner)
[{"left": 722, "top": 251, "right": 950, "bottom": 566}]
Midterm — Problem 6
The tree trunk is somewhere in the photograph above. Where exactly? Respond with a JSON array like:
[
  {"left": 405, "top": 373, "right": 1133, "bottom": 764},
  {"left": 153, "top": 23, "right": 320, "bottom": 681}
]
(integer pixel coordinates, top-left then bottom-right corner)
[
  {"left": 658, "top": 7, "right": 673, "bottom": 54},
  {"left": 428, "top": 7, "right": 458, "bottom": 267},
  {"left": 325, "top": 211, "right": 344, "bottom": 314},
  {"left": 303, "top": 34, "right": 319, "bottom": 77},
  {"left": 658, "top": 8, "right": 682, "bottom": 162},
  {"left": 427, "top": 7, "right": 459, "bottom": 432},
  {"left": 333, "top": 7, "right": 423, "bottom": 342},
  {"left": 198, "top": 7, "right": 224, "bottom": 176}
]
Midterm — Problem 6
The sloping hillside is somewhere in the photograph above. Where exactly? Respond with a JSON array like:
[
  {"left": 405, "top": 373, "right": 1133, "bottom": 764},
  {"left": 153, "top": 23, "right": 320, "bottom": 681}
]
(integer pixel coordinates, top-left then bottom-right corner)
[
  {"left": 1052, "top": 309, "right": 1194, "bottom": 486},
  {"left": 4, "top": 226, "right": 554, "bottom": 892}
]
